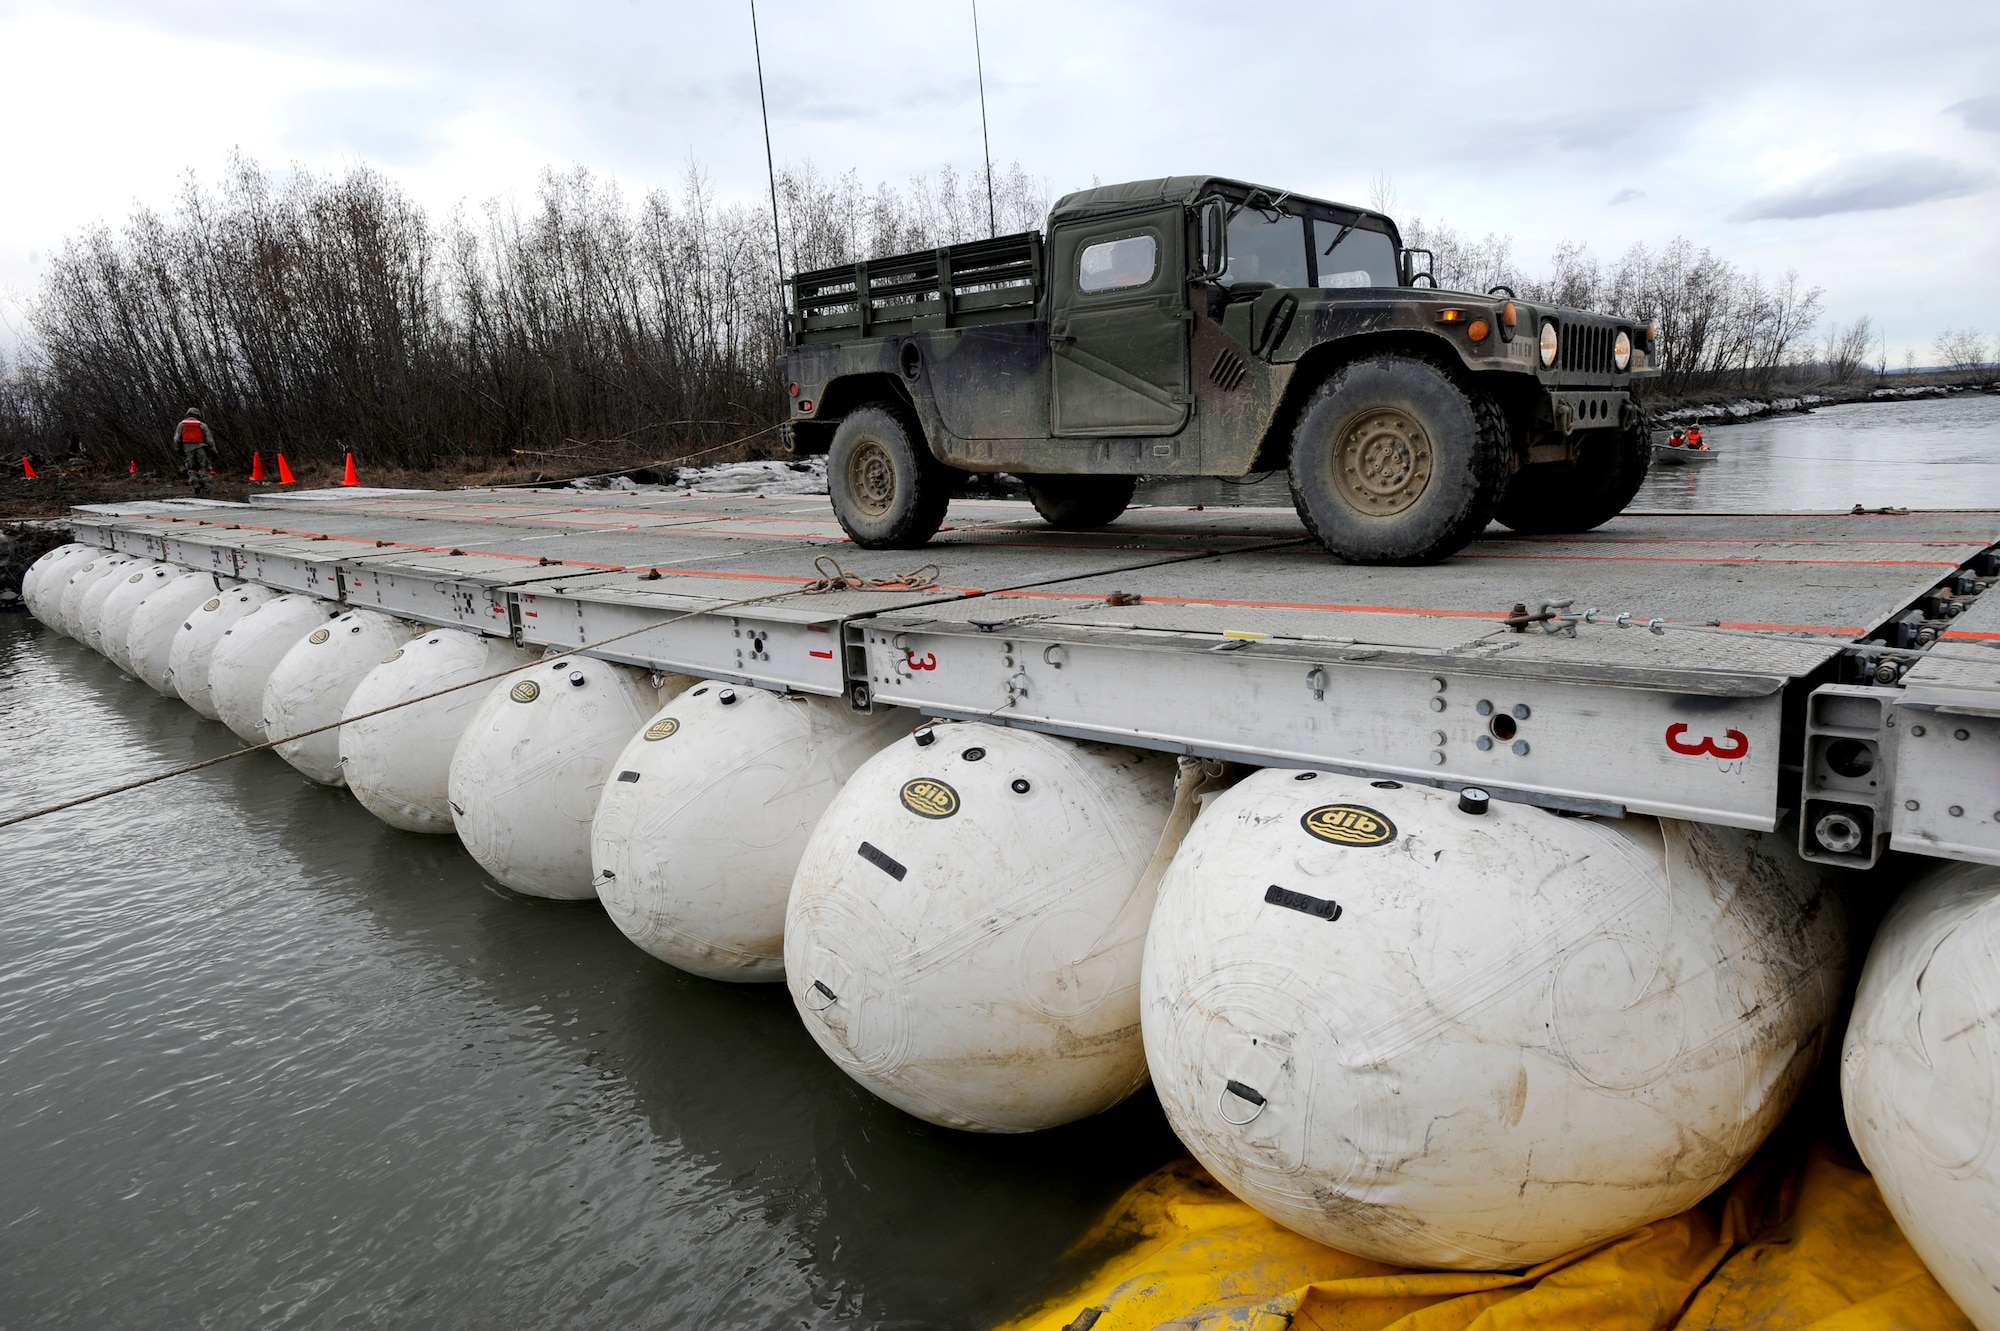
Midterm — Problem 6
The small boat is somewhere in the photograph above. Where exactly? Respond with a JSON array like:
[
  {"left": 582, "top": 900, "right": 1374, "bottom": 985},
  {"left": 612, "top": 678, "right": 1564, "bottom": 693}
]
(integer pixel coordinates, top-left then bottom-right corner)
[{"left": 1652, "top": 440, "right": 1717, "bottom": 465}]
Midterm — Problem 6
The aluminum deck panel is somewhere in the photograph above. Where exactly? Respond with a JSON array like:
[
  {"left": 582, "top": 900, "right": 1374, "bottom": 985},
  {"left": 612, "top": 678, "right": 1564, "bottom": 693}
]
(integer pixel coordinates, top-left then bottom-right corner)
[
  {"left": 1888, "top": 591, "right": 2000, "bottom": 865},
  {"left": 59, "top": 490, "right": 2000, "bottom": 839}
]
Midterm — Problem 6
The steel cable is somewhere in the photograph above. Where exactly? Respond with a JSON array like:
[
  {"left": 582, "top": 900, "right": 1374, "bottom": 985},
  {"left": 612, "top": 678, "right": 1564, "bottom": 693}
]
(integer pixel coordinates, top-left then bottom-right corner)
[{"left": 0, "top": 560, "right": 938, "bottom": 832}]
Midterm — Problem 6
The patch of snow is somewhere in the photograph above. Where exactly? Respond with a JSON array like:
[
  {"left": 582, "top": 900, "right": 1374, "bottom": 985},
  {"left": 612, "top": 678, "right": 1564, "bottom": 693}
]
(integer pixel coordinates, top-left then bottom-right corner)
[
  {"left": 568, "top": 456, "right": 829, "bottom": 497},
  {"left": 681, "top": 457, "right": 828, "bottom": 496}
]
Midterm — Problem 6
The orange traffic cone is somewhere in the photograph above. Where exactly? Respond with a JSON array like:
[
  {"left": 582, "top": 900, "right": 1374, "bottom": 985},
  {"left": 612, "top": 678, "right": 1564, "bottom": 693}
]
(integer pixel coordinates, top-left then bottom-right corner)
[
  {"left": 21, "top": 456, "right": 37, "bottom": 479},
  {"left": 341, "top": 452, "right": 359, "bottom": 486},
  {"left": 276, "top": 454, "right": 298, "bottom": 485},
  {"left": 128, "top": 459, "right": 138, "bottom": 475},
  {"left": 248, "top": 451, "right": 267, "bottom": 481}
]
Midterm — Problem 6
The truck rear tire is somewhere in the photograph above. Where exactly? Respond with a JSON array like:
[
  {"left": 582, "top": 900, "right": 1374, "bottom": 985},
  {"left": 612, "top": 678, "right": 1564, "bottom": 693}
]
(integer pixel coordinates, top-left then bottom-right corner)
[
  {"left": 827, "top": 404, "right": 952, "bottom": 549},
  {"left": 1020, "top": 475, "right": 1137, "bottom": 529},
  {"left": 1493, "top": 417, "right": 1651, "bottom": 535},
  {"left": 1287, "top": 356, "right": 1509, "bottom": 565}
]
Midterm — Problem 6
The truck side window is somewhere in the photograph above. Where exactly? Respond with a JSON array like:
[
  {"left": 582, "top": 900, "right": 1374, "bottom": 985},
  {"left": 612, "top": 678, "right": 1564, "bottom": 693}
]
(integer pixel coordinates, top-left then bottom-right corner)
[
  {"left": 1078, "top": 235, "right": 1158, "bottom": 293},
  {"left": 1314, "top": 223, "right": 1399, "bottom": 289},
  {"left": 1222, "top": 210, "right": 1307, "bottom": 290}
]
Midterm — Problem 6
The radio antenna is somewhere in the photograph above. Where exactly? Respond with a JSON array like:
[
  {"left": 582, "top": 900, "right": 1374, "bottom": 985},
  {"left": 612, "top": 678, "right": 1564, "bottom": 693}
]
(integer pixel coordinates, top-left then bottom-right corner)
[
  {"left": 750, "top": 0, "right": 785, "bottom": 285},
  {"left": 972, "top": 0, "right": 996, "bottom": 237}
]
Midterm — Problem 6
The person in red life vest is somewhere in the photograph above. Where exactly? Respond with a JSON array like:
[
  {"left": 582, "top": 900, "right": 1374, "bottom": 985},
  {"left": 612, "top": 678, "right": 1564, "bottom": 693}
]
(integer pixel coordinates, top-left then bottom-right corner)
[
  {"left": 1688, "top": 425, "right": 1706, "bottom": 450},
  {"left": 173, "top": 408, "right": 216, "bottom": 495},
  {"left": 1668, "top": 429, "right": 1687, "bottom": 447}
]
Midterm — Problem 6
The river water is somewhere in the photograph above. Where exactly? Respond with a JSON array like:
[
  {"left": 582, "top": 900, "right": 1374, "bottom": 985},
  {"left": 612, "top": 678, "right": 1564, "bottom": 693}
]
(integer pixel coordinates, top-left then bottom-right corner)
[
  {"left": 0, "top": 632, "right": 1176, "bottom": 1330},
  {"left": 3, "top": 393, "right": 1996, "bottom": 1330},
  {"left": 1136, "top": 390, "right": 2000, "bottom": 511}
]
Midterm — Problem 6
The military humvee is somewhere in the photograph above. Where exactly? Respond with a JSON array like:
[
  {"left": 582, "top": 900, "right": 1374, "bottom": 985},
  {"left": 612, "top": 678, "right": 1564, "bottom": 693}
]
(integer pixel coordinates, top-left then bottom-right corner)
[{"left": 780, "top": 176, "right": 1657, "bottom": 564}]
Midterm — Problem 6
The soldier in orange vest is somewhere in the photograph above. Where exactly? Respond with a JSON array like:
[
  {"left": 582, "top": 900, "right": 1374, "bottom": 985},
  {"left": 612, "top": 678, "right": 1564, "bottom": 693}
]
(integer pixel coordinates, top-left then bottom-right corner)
[
  {"left": 1687, "top": 425, "right": 1706, "bottom": 450},
  {"left": 173, "top": 407, "right": 215, "bottom": 495}
]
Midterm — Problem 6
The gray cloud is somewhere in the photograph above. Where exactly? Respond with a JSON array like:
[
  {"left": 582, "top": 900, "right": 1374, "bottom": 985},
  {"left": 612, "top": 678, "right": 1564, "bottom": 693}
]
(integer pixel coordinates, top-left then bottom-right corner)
[
  {"left": 1949, "top": 94, "right": 2000, "bottom": 132},
  {"left": 1733, "top": 152, "right": 1990, "bottom": 220},
  {"left": 1608, "top": 188, "right": 1644, "bottom": 206}
]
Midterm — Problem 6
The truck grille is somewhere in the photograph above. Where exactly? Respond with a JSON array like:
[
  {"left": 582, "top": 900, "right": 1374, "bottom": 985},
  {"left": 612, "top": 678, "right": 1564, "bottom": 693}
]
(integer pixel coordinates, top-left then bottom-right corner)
[{"left": 1558, "top": 320, "right": 1621, "bottom": 375}]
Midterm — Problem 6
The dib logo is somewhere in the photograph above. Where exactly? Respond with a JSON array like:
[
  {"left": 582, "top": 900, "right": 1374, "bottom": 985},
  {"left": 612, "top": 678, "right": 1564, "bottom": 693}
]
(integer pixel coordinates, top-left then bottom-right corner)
[
  {"left": 201, "top": 597, "right": 221, "bottom": 612},
  {"left": 1301, "top": 804, "right": 1396, "bottom": 848},
  {"left": 307, "top": 628, "right": 331, "bottom": 645},
  {"left": 510, "top": 680, "right": 541, "bottom": 703},
  {"left": 380, "top": 649, "right": 404, "bottom": 664},
  {"left": 900, "top": 778, "right": 960, "bottom": 820},
  {"left": 643, "top": 717, "right": 680, "bottom": 741}
]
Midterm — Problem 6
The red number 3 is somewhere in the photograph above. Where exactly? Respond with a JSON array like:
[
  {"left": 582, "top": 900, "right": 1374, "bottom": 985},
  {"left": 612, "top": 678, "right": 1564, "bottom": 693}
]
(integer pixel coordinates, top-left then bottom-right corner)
[{"left": 1665, "top": 724, "right": 1749, "bottom": 760}]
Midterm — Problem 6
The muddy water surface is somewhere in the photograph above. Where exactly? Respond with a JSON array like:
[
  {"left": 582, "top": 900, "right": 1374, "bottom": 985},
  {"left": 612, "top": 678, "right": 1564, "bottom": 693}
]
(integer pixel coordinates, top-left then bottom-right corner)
[{"left": 0, "top": 626, "right": 1175, "bottom": 1330}]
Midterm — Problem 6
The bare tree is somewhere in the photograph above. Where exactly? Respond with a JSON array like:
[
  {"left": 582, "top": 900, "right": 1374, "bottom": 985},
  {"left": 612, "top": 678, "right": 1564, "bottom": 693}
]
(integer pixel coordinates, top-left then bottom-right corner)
[
  {"left": 1822, "top": 315, "right": 1874, "bottom": 385},
  {"left": 2, "top": 152, "right": 1050, "bottom": 468},
  {"left": 1934, "top": 328, "right": 1990, "bottom": 371},
  {"left": 1367, "top": 170, "right": 1397, "bottom": 217}
]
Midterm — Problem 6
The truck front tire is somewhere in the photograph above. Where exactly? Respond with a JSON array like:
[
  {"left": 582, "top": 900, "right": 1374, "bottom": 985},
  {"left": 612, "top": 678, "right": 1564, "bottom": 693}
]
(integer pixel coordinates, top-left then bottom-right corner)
[
  {"left": 827, "top": 404, "right": 952, "bottom": 549},
  {"left": 1288, "top": 356, "right": 1509, "bottom": 565},
  {"left": 1020, "top": 475, "right": 1137, "bottom": 529},
  {"left": 1493, "top": 416, "right": 1651, "bottom": 535}
]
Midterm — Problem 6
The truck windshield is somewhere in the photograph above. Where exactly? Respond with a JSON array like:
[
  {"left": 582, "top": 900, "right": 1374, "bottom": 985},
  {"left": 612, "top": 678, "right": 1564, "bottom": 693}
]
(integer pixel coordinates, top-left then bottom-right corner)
[
  {"left": 1313, "top": 221, "right": 1398, "bottom": 289},
  {"left": 1221, "top": 209, "right": 1308, "bottom": 290}
]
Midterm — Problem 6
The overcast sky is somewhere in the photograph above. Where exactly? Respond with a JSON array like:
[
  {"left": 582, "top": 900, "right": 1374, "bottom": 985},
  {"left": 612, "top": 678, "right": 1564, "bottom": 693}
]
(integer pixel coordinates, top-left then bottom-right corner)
[{"left": 2, "top": 0, "right": 1995, "bottom": 362}]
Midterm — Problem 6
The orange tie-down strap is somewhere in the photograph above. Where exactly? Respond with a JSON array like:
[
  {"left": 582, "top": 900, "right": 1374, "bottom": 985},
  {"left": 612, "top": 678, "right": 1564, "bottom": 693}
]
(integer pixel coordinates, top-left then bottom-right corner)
[{"left": 996, "top": 1143, "right": 1970, "bottom": 1331}]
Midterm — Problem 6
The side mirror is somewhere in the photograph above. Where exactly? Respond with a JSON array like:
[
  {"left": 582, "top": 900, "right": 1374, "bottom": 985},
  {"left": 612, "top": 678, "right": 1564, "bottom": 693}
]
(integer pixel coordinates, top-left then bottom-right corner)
[
  {"left": 1399, "top": 247, "right": 1436, "bottom": 289},
  {"left": 1194, "top": 199, "right": 1228, "bottom": 280}
]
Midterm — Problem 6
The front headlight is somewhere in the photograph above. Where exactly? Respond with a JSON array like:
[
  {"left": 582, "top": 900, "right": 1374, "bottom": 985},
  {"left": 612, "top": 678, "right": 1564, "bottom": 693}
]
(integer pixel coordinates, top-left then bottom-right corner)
[
  {"left": 1613, "top": 330, "right": 1632, "bottom": 371},
  {"left": 1539, "top": 321, "right": 1559, "bottom": 368}
]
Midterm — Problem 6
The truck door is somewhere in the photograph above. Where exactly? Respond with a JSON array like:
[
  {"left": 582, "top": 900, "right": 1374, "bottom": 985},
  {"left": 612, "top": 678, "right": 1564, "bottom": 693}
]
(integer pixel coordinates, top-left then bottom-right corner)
[{"left": 1049, "top": 207, "right": 1190, "bottom": 436}]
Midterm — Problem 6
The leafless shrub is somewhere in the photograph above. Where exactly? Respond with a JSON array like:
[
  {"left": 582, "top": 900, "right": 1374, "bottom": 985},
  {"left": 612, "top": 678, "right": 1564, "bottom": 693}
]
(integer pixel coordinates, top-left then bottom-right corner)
[
  {"left": 1933, "top": 328, "right": 1990, "bottom": 371},
  {"left": 2, "top": 152, "right": 1046, "bottom": 469},
  {"left": 1823, "top": 315, "right": 1875, "bottom": 384}
]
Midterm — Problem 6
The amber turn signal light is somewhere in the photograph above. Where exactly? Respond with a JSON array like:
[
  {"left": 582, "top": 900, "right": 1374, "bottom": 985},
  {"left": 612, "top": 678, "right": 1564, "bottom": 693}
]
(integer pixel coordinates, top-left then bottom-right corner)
[
  {"left": 1435, "top": 308, "right": 1465, "bottom": 324},
  {"left": 1466, "top": 319, "right": 1490, "bottom": 342},
  {"left": 1499, "top": 302, "right": 1517, "bottom": 328}
]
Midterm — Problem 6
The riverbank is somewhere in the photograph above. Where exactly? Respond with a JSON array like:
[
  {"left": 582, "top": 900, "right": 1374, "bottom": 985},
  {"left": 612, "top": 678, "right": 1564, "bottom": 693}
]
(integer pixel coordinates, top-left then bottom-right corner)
[
  {"left": 0, "top": 522, "right": 70, "bottom": 606},
  {"left": 0, "top": 439, "right": 792, "bottom": 522},
  {"left": 1648, "top": 370, "right": 2000, "bottom": 426}
]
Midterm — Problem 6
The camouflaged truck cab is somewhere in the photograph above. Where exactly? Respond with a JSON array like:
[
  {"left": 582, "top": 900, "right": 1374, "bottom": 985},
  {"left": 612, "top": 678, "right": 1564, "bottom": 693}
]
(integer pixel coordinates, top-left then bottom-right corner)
[{"left": 781, "top": 176, "right": 1659, "bottom": 565}]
